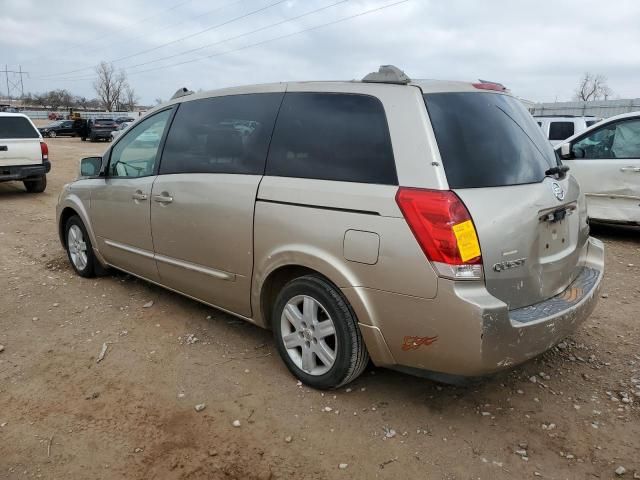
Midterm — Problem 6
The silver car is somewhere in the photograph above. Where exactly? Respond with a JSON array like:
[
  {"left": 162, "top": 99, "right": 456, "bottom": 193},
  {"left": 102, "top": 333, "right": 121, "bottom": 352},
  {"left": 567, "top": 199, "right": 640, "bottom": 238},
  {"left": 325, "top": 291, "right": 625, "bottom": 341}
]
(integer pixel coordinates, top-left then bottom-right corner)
[
  {"left": 56, "top": 66, "right": 604, "bottom": 389},
  {"left": 557, "top": 111, "right": 640, "bottom": 224}
]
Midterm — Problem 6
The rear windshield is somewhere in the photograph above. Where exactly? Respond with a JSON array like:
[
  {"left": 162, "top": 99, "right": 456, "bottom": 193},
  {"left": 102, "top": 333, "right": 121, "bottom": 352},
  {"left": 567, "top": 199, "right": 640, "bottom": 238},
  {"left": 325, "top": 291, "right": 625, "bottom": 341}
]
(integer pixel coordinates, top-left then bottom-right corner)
[
  {"left": 424, "top": 92, "right": 557, "bottom": 188},
  {"left": 0, "top": 116, "right": 39, "bottom": 139}
]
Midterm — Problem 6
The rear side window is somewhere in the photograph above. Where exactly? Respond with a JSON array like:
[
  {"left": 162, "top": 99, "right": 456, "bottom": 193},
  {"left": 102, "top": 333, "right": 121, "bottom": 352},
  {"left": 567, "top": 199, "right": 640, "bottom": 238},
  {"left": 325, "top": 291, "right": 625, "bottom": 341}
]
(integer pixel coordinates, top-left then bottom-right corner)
[
  {"left": 424, "top": 92, "right": 556, "bottom": 189},
  {"left": 586, "top": 120, "right": 599, "bottom": 127},
  {"left": 549, "top": 121, "right": 575, "bottom": 140},
  {"left": 160, "top": 93, "right": 283, "bottom": 175},
  {"left": 0, "top": 116, "right": 39, "bottom": 139},
  {"left": 265, "top": 93, "right": 397, "bottom": 185}
]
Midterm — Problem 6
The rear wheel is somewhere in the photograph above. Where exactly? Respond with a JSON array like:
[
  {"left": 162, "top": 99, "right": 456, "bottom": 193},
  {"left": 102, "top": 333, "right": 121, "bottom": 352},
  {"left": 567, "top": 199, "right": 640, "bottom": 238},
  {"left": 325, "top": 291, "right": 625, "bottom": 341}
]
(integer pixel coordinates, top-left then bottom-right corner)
[
  {"left": 64, "top": 215, "right": 96, "bottom": 278},
  {"left": 23, "top": 175, "right": 46, "bottom": 193},
  {"left": 272, "top": 275, "right": 369, "bottom": 389}
]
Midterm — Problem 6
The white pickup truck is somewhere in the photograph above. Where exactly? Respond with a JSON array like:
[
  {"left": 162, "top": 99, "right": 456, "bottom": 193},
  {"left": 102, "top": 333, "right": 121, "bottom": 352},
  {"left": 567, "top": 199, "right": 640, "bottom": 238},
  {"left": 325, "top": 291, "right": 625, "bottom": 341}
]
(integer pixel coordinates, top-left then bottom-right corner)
[{"left": 0, "top": 113, "right": 50, "bottom": 192}]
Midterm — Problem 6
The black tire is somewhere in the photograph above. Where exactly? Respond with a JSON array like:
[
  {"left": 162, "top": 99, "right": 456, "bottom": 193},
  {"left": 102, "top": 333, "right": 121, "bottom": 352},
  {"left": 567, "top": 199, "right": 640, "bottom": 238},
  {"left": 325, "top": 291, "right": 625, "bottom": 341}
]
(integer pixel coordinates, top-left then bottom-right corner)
[
  {"left": 64, "top": 215, "right": 98, "bottom": 278},
  {"left": 272, "top": 275, "right": 369, "bottom": 389},
  {"left": 23, "top": 175, "right": 46, "bottom": 193},
  {"left": 81, "top": 137, "right": 86, "bottom": 141}
]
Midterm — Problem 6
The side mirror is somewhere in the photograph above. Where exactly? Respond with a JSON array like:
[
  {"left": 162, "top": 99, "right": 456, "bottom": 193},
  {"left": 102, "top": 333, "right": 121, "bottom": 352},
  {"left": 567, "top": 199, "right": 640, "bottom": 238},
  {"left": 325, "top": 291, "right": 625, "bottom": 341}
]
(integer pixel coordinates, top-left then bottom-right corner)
[
  {"left": 80, "top": 156, "right": 103, "bottom": 177},
  {"left": 559, "top": 143, "right": 572, "bottom": 159}
]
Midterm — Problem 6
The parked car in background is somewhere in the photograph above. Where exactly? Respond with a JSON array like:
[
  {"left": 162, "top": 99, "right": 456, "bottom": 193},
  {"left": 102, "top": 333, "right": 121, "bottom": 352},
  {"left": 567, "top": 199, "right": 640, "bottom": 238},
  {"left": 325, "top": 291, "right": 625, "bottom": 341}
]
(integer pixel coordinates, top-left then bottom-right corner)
[
  {"left": 110, "top": 120, "right": 132, "bottom": 140},
  {"left": 557, "top": 111, "right": 640, "bottom": 224},
  {"left": 56, "top": 66, "right": 604, "bottom": 389},
  {"left": 39, "top": 120, "right": 77, "bottom": 138},
  {"left": 115, "top": 117, "right": 135, "bottom": 125},
  {"left": 89, "top": 119, "right": 118, "bottom": 142},
  {"left": 535, "top": 116, "right": 601, "bottom": 146},
  {"left": 0, "top": 113, "right": 50, "bottom": 192}
]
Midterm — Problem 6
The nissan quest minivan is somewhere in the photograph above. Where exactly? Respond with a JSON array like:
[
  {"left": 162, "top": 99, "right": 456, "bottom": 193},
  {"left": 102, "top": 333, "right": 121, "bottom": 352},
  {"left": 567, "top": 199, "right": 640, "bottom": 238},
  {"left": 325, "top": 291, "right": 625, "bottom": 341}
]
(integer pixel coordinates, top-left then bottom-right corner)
[{"left": 56, "top": 66, "right": 604, "bottom": 389}]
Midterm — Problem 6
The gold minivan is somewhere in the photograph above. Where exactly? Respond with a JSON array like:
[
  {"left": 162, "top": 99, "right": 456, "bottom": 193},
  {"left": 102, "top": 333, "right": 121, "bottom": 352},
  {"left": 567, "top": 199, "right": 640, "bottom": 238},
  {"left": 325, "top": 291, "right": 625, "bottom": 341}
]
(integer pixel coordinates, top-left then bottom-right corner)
[{"left": 57, "top": 66, "right": 604, "bottom": 388}]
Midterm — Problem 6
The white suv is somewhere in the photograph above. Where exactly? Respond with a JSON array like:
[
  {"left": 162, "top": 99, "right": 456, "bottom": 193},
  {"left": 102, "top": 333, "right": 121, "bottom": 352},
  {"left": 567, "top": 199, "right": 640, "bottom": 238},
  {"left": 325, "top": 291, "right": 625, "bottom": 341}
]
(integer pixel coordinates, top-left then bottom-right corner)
[
  {"left": 534, "top": 116, "right": 601, "bottom": 146},
  {"left": 0, "top": 113, "right": 50, "bottom": 192}
]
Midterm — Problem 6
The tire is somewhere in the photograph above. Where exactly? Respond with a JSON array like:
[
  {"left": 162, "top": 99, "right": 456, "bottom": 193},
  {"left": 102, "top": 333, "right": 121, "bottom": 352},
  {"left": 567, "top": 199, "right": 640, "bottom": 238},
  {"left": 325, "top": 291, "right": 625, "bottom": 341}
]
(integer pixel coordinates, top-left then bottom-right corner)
[
  {"left": 49, "top": 131, "right": 57, "bottom": 138},
  {"left": 64, "top": 215, "right": 99, "bottom": 278},
  {"left": 272, "top": 275, "right": 369, "bottom": 389},
  {"left": 81, "top": 137, "right": 86, "bottom": 141},
  {"left": 23, "top": 175, "right": 46, "bottom": 193},
  {"left": 89, "top": 135, "right": 96, "bottom": 142}
]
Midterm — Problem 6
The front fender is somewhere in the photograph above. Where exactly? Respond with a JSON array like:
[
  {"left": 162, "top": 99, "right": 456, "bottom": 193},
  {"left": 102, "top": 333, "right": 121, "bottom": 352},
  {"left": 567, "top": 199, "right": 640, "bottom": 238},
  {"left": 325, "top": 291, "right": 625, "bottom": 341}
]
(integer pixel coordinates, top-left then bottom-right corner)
[{"left": 56, "top": 183, "right": 107, "bottom": 266}]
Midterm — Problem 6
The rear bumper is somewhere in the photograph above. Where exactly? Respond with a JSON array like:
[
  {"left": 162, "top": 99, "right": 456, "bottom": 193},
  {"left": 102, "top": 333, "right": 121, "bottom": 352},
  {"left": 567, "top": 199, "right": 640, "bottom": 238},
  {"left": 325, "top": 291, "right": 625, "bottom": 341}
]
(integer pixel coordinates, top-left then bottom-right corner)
[
  {"left": 345, "top": 236, "right": 604, "bottom": 377},
  {"left": 91, "top": 130, "right": 114, "bottom": 138},
  {"left": 0, "top": 161, "right": 50, "bottom": 182}
]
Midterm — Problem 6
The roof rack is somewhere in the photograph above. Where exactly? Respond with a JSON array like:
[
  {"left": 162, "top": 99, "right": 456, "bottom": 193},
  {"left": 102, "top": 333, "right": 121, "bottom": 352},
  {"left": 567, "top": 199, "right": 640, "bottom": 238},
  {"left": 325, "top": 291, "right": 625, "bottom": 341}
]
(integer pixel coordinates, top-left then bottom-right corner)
[
  {"left": 362, "top": 65, "right": 411, "bottom": 85},
  {"left": 170, "top": 87, "right": 194, "bottom": 100}
]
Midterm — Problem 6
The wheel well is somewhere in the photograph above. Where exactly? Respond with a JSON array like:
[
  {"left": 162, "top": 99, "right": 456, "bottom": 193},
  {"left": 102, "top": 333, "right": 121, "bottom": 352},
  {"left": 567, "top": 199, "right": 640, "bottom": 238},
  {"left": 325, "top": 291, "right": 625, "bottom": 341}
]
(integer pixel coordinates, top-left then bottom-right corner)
[
  {"left": 260, "top": 265, "right": 323, "bottom": 329},
  {"left": 59, "top": 207, "right": 78, "bottom": 247}
]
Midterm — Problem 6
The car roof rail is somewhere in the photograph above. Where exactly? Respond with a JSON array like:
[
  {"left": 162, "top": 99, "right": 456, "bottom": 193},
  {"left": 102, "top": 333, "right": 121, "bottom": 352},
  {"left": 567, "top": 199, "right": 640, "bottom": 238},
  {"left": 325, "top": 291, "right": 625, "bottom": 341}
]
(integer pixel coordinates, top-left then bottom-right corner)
[
  {"left": 362, "top": 65, "right": 411, "bottom": 85},
  {"left": 170, "top": 87, "right": 194, "bottom": 100}
]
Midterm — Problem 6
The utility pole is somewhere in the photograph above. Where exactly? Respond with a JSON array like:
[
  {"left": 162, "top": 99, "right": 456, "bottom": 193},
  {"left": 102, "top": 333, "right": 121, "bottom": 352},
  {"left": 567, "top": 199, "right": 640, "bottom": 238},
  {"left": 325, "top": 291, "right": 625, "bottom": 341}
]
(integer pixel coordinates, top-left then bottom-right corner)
[
  {"left": 19, "top": 65, "right": 24, "bottom": 98},
  {"left": 3, "top": 65, "right": 29, "bottom": 99}
]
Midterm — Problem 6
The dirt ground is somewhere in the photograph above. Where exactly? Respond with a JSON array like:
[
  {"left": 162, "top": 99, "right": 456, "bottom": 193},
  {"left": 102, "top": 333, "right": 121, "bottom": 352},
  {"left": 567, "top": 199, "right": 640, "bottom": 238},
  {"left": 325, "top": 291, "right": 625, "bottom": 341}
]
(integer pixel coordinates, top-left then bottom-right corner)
[{"left": 1, "top": 137, "right": 639, "bottom": 480}]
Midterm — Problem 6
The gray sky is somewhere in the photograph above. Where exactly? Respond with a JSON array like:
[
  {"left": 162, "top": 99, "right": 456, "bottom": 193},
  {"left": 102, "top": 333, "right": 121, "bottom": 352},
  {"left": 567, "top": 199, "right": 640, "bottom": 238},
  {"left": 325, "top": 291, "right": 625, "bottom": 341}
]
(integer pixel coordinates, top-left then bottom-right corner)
[{"left": 2, "top": 0, "right": 639, "bottom": 104}]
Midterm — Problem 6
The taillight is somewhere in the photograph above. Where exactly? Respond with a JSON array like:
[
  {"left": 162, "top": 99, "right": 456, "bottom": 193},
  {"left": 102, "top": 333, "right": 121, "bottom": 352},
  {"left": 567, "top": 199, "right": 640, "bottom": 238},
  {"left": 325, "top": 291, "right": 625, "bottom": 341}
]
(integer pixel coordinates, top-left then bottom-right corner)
[
  {"left": 472, "top": 81, "right": 507, "bottom": 92},
  {"left": 396, "top": 187, "right": 483, "bottom": 280},
  {"left": 40, "top": 142, "right": 49, "bottom": 161}
]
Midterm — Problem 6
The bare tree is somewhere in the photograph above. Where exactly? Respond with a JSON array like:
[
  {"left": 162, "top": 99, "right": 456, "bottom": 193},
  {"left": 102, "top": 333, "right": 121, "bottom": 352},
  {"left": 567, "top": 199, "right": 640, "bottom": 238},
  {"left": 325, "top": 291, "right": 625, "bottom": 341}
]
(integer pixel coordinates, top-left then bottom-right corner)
[
  {"left": 123, "top": 84, "right": 139, "bottom": 111},
  {"left": 575, "top": 72, "right": 613, "bottom": 101},
  {"left": 93, "top": 61, "right": 127, "bottom": 111}
]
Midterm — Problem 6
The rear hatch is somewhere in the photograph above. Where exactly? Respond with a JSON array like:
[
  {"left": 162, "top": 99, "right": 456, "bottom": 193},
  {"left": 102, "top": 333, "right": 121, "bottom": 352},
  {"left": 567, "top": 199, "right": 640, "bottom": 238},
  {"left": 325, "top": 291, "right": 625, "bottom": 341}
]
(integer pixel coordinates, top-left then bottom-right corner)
[
  {"left": 0, "top": 116, "right": 42, "bottom": 167},
  {"left": 92, "top": 120, "right": 117, "bottom": 133},
  {"left": 424, "top": 91, "right": 589, "bottom": 309}
]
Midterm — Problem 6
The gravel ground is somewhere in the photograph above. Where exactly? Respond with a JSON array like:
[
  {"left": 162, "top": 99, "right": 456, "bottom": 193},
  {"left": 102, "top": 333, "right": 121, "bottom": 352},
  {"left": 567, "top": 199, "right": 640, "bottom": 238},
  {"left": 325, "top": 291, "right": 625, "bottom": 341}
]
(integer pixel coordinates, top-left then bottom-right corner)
[{"left": 1, "top": 137, "right": 639, "bottom": 479}]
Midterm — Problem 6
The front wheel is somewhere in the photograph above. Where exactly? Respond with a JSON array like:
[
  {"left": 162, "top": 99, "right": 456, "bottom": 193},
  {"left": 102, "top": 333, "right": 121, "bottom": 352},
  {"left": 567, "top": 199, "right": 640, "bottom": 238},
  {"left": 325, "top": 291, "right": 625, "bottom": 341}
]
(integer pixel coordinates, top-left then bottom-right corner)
[
  {"left": 64, "top": 216, "right": 97, "bottom": 278},
  {"left": 49, "top": 131, "right": 57, "bottom": 138},
  {"left": 23, "top": 175, "right": 46, "bottom": 193},
  {"left": 272, "top": 275, "right": 369, "bottom": 389}
]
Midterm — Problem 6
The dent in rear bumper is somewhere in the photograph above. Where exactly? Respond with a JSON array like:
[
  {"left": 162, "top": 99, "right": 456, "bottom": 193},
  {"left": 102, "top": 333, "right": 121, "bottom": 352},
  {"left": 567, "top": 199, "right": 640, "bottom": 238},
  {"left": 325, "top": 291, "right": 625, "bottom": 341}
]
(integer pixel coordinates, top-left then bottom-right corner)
[{"left": 344, "top": 236, "right": 604, "bottom": 377}]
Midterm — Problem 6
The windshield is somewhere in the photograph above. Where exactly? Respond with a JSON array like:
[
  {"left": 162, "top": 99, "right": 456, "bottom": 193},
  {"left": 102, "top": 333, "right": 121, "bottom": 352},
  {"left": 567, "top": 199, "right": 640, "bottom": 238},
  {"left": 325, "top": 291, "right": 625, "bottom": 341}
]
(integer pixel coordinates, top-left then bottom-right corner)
[
  {"left": 47, "top": 121, "right": 63, "bottom": 127},
  {"left": 424, "top": 92, "right": 557, "bottom": 188}
]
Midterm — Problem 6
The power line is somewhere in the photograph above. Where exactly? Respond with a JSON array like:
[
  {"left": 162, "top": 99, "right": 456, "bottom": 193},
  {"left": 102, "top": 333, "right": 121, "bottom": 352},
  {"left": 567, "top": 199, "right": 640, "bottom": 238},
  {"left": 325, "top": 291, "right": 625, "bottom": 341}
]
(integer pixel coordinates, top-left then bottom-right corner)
[
  {"left": 69, "top": 0, "right": 245, "bottom": 66},
  {"left": 102, "top": 0, "right": 349, "bottom": 73},
  {"left": 125, "top": 0, "right": 411, "bottom": 77},
  {"left": 38, "top": 0, "right": 289, "bottom": 79},
  {"left": 25, "top": 0, "right": 195, "bottom": 68},
  {"left": 48, "top": 0, "right": 409, "bottom": 83}
]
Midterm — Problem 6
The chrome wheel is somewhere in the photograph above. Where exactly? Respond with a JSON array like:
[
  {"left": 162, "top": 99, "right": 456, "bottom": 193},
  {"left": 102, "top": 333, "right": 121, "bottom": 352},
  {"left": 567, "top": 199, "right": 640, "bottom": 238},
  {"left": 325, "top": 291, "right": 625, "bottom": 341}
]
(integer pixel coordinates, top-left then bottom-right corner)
[
  {"left": 67, "top": 224, "right": 88, "bottom": 271},
  {"left": 49, "top": 130, "right": 56, "bottom": 138},
  {"left": 280, "top": 295, "right": 337, "bottom": 376}
]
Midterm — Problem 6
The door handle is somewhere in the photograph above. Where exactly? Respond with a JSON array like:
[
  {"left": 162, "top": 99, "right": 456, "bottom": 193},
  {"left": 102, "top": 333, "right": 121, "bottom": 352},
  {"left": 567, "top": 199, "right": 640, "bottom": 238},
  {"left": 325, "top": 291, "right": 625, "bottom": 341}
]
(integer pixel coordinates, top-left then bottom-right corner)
[
  {"left": 620, "top": 167, "right": 640, "bottom": 172},
  {"left": 132, "top": 191, "right": 148, "bottom": 201},
  {"left": 153, "top": 193, "right": 173, "bottom": 204}
]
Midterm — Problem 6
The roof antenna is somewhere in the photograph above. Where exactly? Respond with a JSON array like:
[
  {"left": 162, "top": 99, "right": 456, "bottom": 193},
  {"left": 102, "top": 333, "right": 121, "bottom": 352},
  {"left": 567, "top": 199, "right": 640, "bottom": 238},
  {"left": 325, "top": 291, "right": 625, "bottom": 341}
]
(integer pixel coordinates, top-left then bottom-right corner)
[
  {"left": 362, "top": 65, "right": 411, "bottom": 84},
  {"left": 170, "top": 87, "right": 194, "bottom": 100}
]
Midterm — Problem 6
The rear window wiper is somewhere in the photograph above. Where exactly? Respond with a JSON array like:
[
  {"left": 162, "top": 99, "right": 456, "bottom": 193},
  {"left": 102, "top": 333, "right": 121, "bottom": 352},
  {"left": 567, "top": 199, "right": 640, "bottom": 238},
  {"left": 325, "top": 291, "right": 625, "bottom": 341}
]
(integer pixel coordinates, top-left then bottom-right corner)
[{"left": 545, "top": 165, "right": 569, "bottom": 179}]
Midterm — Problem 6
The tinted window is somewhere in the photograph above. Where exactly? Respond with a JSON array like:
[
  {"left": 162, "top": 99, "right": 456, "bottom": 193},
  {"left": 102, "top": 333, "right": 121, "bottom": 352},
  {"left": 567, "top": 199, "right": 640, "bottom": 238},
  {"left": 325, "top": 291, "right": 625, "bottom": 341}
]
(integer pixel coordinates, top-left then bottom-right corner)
[
  {"left": 572, "top": 119, "right": 640, "bottom": 159},
  {"left": 160, "top": 93, "right": 283, "bottom": 175},
  {"left": 585, "top": 120, "right": 599, "bottom": 127},
  {"left": 0, "top": 116, "right": 39, "bottom": 139},
  {"left": 424, "top": 92, "right": 556, "bottom": 188},
  {"left": 108, "top": 109, "right": 173, "bottom": 178},
  {"left": 265, "top": 93, "right": 397, "bottom": 185},
  {"left": 548, "top": 121, "right": 575, "bottom": 141}
]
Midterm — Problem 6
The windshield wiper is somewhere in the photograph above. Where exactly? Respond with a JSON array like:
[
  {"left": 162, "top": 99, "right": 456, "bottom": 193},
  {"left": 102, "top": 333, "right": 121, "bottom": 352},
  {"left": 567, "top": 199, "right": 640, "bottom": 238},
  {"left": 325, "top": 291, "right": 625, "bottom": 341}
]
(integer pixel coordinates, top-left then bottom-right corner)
[{"left": 545, "top": 165, "right": 569, "bottom": 179}]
